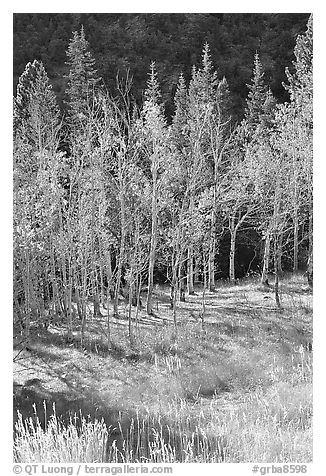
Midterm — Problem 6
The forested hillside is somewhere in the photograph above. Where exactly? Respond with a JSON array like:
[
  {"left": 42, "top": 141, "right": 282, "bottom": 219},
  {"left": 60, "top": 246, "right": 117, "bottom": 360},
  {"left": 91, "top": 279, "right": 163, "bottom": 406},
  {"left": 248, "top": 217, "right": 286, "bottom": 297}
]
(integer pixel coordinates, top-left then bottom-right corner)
[
  {"left": 13, "top": 13, "right": 313, "bottom": 464},
  {"left": 13, "top": 13, "right": 309, "bottom": 117}
]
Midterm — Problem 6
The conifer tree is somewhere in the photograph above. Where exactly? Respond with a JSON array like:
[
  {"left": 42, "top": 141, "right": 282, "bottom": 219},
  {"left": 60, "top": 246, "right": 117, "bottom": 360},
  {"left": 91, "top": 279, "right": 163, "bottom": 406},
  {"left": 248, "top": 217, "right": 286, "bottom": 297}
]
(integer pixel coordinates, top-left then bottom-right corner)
[
  {"left": 284, "top": 14, "right": 312, "bottom": 121},
  {"left": 65, "top": 25, "right": 101, "bottom": 122},
  {"left": 172, "top": 73, "right": 189, "bottom": 152},
  {"left": 14, "top": 60, "right": 60, "bottom": 153},
  {"left": 186, "top": 44, "right": 218, "bottom": 293},
  {"left": 245, "top": 52, "right": 268, "bottom": 132},
  {"left": 186, "top": 43, "right": 231, "bottom": 291}
]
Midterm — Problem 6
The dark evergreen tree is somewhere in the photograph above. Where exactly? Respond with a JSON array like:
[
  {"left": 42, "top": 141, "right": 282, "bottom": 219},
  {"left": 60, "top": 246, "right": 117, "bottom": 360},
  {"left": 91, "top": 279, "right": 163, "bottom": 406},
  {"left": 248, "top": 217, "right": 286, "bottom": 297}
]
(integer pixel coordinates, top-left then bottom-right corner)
[
  {"left": 65, "top": 25, "right": 101, "bottom": 121},
  {"left": 245, "top": 53, "right": 268, "bottom": 131},
  {"left": 172, "top": 73, "right": 188, "bottom": 149}
]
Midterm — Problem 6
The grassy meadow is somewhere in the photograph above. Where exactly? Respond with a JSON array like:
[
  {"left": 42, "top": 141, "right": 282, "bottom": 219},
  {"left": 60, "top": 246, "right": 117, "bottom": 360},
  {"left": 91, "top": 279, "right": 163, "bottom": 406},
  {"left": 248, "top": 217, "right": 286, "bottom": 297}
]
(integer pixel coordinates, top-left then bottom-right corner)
[{"left": 13, "top": 273, "right": 312, "bottom": 463}]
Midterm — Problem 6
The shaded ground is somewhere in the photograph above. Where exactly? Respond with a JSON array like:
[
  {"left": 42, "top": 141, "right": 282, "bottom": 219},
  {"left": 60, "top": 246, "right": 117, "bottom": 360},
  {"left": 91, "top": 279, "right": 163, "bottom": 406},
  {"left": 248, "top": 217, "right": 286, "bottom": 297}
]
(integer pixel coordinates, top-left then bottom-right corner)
[{"left": 13, "top": 273, "right": 312, "bottom": 461}]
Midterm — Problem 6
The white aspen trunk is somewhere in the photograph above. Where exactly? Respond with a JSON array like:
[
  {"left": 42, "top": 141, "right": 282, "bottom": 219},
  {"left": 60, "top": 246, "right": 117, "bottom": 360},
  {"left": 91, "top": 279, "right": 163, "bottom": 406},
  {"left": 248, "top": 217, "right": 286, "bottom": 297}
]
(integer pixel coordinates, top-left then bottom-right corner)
[
  {"left": 308, "top": 207, "right": 313, "bottom": 258},
  {"left": 261, "top": 230, "right": 271, "bottom": 285},
  {"left": 274, "top": 235, "right": 281, "bottom": 308},
  {"left": 278, "top": 236, "right": 283, "bottom": 274},
  {"left": 187, "top": 246, "right": 194, "bottom": 294},
  {"left": 273, "top": 176, "right": 282, "bottom": 308},
  {"left": 307, "top": 210, "right": 313, "bottom": 287},
  {"left": 71, "top": 254, "right": 82, "bottom": 321},
  {"left": 179, "top": 256, "right": 186, "bottom": 302},
  {"left": 291, "top": 132, "right": 299, "bottom": 273},
  {"left": 75, "top": 285, "right": 83, "bottom": 321},
  {"left": 187, "top": 194, "right": 195, "bottom": 294},
  {"left": 114, "top": 153, "right": 126, "bottom": 317},
  {"left": 22, "top": 250, "right": 32, "bottom": 339},
  {"left": 106, "top": 251, "right": 113, "bottom": 347},
  {"left": 80, "top": 252, "right": 88, "bottom": 344},
  {"left": 229, "top": 232, "right": 236, "bottom": 284},
  {"left": 208, "top": 210, "right": 216, "bottom": 291},
  {"left": 67, "top": 260, "right": 73, "bottom": 340},
  {"left": 128, "top": 281, "right": 133, "bottom": 341},
  {"left": 201, "top": 255, "right": 207, "bottom": 332},
  {"left": 172, "top": 263, "right": 178, "bottom": 329},
  {"left": 99, "top": 264, "right": 105, "bottom": 307},
  {"left": 106, "top": 285, "right": 111, "bottom": 347},
  {"left": 135, "top": 274, "right": 142, "bottom": 329},
  {"left": 146, "top": 162, "right": 158, "bottom": 316},
  {"left": 229, "top": 216, "right": 236, "bottom": 284},
  {"left": 293, "top": 208, "right": 299, "bottom": 272},
  {"left": 307, "top": 249, "right": 313, "bottom": 288},
  {"left": 50, "top": 240, "right": 61, "bottom": 318}
]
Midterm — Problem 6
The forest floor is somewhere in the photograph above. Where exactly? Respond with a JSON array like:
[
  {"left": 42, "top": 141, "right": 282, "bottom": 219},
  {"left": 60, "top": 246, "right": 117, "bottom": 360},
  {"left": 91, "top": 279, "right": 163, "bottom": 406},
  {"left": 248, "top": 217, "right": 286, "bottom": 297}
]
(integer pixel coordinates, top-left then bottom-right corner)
[{"left": 13, "top": 273, "right": 313, "bottom": 463}]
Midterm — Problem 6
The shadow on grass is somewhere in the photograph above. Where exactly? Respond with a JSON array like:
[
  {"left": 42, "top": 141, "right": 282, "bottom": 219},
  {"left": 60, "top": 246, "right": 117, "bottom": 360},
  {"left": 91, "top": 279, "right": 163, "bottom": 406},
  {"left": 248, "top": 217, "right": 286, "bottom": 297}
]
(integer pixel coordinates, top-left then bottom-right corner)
[{"left": 13, "top": 381, "right": 228, "bottom": 462}]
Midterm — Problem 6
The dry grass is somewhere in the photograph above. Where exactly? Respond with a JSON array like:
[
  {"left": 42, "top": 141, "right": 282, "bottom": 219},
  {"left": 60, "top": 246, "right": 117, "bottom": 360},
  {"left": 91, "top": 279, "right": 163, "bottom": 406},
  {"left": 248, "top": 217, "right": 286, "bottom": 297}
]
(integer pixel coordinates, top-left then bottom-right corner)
[{"left": 13, "top": 273, "right": 312, "bottom": 463}]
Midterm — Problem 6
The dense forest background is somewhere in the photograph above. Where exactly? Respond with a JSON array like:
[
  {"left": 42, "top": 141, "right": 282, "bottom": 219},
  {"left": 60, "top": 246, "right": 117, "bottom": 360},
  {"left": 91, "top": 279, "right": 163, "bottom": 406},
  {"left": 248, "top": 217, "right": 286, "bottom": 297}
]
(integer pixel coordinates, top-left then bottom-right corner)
[{"left": 13, "top": 13, "right": 309, "bottom": 119}]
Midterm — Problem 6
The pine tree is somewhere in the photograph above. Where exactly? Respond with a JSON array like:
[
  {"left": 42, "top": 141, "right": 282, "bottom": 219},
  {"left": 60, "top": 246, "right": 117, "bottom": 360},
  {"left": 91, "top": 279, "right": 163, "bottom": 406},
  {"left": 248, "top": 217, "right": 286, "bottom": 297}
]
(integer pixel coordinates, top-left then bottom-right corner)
[
  {"left": 284, "top": 14, "right": 312, "bottom": 124},
  {"left": 245, "top": 52, "right": 268, "bottom": 131},
  {"left": 14, "top": 60, "right": 60, "bottom": 152},
  {"left": 172, "top": 73, "right": 188, "bottom": 150},
  {"left": 65, "top": 25, "right": 101, "bottom": 121},
  {"left": 189, "top": 42, "right": 218, "bottom": 106},
  {"left": 260, "top": 88, "right": 277, "bottom": 130},
  {"left": 216, "top": 76, "right": 232, "bottom": 125},
  {"left": 188, "top": 44, "right": 223, "bottom": 293}
]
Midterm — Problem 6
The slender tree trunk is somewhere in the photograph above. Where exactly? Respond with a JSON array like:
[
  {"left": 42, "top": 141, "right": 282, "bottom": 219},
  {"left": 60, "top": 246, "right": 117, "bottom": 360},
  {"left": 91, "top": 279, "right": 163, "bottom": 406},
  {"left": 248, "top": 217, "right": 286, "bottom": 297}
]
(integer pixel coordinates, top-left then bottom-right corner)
[
  {"left": 201, "top": 254, "right": 207, "bottom": 332},
  {"left": 128, "top": 281, "right": 133, "bottom": 342},
  {"left": 307, "top": 210, "right": 313, "bottom": 287},
  {"left": 72, "top": 256, "right": 83, "bottom": 321},
  {"left": 273, "top": 175, "right": 282, "bottom": 308},
  {"left": 308, "top": 210, "right": 313, "bottom": 258},
  {"left": 75, "top": 286, "right": 83, "bottom": 321},
  {"left": 50, "top": 241, "right": 61, "bottom": 319},
  {"left": 229, "top": 217, "right": 237, "bottom": 284},
  {"left": 208, "top": 211, "right": 216, "bottom": 291},
  {"left": 293, "top": 208, "right": 299, "bottom": 272},
  {"left": 261, "top": 229, "right": 271, "bottom": 285},
  {"left": 187, "top": 195, "right": 195, "bottom": 294},
  {"left": 179, "top": 256, "right": 186, "bottom": 302},
  {"left": 135, "top": 274, "right": 142, "bottom": 329},
  {"left": 278, "top": 236, "right": 283, "bottom": 275},
  {"left": 106, "top": 284, "right": 111, "bottom": 347},
  {"left": 171, "top": 253, "right": 179, "bottom": 334},
  {"left": 99, "top": 263, "right": 105, "bottom": 307},
  {"left": 81, "top": 257, "right": 88, "bottom": 344},
  {"left": 114, "top": 159, "right": 126, "bottom": 317},
  {"left": 187, "top": 247, "right": 194, "bottom": 294},
  {"left": 67, "top": 259, "right": 73, "bottom": 340},
  {"left": 194, "top": 262, "right": 199, "bottom": 284},
  {"left": 106, "top": 250, "right": 113, "bottom": 346},
  {"left": 172, "top": 265, "right": 178, "bottom": 329},
  {"left": 146, "top": 164, "right": 158, "bottom": 316},
  {"left": 22, "top": 250, "right": 31, "bottom": 339},
  {"left": 307, "top": 249, "right": 313, "bottom": 288},
  {"left": 274, "top": 235, "right": 281, "bottom": 308}
]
